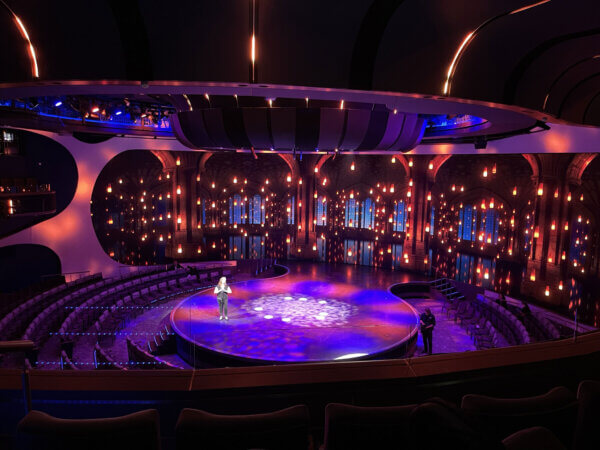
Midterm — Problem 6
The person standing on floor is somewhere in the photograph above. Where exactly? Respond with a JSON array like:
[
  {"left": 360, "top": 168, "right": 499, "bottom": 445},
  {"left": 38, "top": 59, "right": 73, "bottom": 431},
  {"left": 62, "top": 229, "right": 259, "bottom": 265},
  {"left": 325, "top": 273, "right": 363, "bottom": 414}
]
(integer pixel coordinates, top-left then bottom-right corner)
[
  {"left": 420, "top": 307, "right": 436, "bottom": 355},
  {"left": 214, "top": 276, "right": 232, "bottom": 320}
]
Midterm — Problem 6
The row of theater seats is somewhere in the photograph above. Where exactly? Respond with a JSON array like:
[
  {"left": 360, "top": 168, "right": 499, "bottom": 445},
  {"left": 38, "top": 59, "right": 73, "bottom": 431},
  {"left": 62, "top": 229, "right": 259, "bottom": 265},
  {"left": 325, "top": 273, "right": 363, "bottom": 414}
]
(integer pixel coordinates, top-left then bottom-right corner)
[
  {"left": 22, "top": 268, "right": 184, "bottom": 349},
  {"left": 57, "top": 268, "right": 191, "bottom": 339},
  {"left": 0, "top": 266, "right": 169, "bottom": 343},
  {"left": 476, "top": 294, "right": 531, "bottom": 344},
  {"left": 68, "top": 268, "right": 233, "bottom": 370},
  {"left": 482, "top": 289, "right": 563, "bottom": 341},
  {"left": 442, "top": 290, "right": 557, "bottom": 349},
  {"left": 14, "top": 381, "right": 600, "bottom": 450},
  {"left": 0, "top": 273, "right": 101, "bottom": 338},
  {"left": 125, "top": 336, "right": 183, "bottom": 369}
]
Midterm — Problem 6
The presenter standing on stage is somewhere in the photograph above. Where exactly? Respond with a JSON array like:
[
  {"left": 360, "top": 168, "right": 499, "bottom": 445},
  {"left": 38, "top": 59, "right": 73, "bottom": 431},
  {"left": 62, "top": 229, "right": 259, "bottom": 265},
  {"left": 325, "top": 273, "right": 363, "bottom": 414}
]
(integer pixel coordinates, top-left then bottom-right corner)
[{"left": 214, "top": 277, "right": 232, "bottom": 320}]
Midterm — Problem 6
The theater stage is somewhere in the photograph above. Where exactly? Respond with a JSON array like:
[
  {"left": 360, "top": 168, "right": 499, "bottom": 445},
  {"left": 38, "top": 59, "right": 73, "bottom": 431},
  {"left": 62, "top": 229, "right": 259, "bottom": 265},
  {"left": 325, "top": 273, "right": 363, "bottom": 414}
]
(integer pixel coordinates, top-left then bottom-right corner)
[{"left": 170, "top": 263, "right": 422, "bottom": 367}]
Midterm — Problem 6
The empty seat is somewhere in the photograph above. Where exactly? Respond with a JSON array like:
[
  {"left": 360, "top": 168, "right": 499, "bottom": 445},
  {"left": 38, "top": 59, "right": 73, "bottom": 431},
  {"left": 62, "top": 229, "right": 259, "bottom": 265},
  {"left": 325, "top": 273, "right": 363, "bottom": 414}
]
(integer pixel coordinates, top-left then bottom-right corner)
[
  {"left": 17, "top": 409, "right": 160, "bottom": 450},
  {"left": 176, "top": 405, "right": 311, "bottom": 450},
  {"left": 409, "top": 400, "right": 504, "bottom": 450},
  {"left": 502, "top": 426, "right": 567, "bottom": 450},
  {"left": 573, "top": 380, "right": 600, "bottom": 450},
  {"left": 461, "top": 386, "right": 578, "bottom": 447},
  {"left": 323, "top": 402, "right": 417, "bottom": 450}
]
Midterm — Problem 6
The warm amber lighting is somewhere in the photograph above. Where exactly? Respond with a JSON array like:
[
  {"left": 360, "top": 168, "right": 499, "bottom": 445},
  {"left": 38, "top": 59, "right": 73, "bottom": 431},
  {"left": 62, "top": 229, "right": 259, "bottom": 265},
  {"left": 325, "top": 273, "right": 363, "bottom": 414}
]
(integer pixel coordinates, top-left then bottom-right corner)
[
  {"left": 545, "top": 286, "right": 550, "bottom": 296},
  {"left": 537, "top": 183, "right": 544, "bottom": 196},
  {"left": 350, "top": 162, "right": 355, "bottom": 171},
  {"left": 443, "top": 31, "right": 474, "bottom": 95},
  {"left": 13, "top": 15, "right": 39, "bottom": 78}
]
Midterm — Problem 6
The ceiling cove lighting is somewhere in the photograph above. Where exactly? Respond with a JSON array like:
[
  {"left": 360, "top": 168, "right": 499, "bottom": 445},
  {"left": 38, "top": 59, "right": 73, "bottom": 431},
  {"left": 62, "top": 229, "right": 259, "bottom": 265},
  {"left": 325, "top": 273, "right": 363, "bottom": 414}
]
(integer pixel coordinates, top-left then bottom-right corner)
[
  {"left": 442, "top": 0, "right": 551, "bottom": 95},
  {"left": 0, "top": 0, "right": 40, "bottom": 78}
]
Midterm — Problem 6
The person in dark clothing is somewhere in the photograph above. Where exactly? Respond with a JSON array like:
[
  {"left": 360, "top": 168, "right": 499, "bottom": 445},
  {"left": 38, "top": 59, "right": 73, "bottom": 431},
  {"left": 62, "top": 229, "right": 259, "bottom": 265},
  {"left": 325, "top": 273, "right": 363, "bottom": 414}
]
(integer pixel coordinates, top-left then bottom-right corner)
[
  {"left": 498, "top": 293, "right": 508, "bottom": 308},
  {"left": 420, "top": 308, "right": 436, "bottom": 355}
]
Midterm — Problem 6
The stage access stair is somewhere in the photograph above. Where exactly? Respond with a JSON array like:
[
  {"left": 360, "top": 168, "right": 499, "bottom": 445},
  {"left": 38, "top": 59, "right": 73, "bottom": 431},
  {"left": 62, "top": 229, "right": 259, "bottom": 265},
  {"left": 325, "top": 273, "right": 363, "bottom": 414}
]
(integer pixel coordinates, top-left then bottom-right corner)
[{"left": 429, "top": 278, "right": 465, "bottom": 310}]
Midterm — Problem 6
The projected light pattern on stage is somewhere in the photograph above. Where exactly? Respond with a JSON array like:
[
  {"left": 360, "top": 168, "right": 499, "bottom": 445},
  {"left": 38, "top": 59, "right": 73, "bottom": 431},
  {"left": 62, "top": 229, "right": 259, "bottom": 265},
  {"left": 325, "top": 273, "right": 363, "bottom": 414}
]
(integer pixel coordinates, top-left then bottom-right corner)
[
  {"left": 241, "top": 294, "right": 358, "bottom": 327},
  {"left": 170, "top": 267, "right": 420, "bottom": 363}
]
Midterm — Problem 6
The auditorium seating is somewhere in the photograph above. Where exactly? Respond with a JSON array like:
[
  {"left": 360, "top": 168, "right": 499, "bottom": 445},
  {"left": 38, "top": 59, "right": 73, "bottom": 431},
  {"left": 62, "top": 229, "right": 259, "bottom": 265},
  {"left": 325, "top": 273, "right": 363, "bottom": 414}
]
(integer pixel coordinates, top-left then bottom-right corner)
[
  {"left": 94, "top": 343, "right": 128, "bottom": 370},
  {"left": 16, "top": 409, "right": 160, "bottom": 450},
  {"left": 175, "top": 405, "right": 311, "bottom": 450},
  {"left": 0, "top": 267, "right": 168, "bottom": 343},
  {"left": 574, "top": 380, "right": 600, "bottom": 450},
  {"left": 21, "top": 268, "right": 190, "bottom": 356},
  {"left": 0, "top": 273, "right": 101, "bottom": 340},
  {"left": 15, "top": 382, "right": 596, "bottom": 450},
  {"left": 461, "top": 386, "right": 579, "bottom": 447},
  {"left": 322, "top": 402, "right": 417, "bottom": 450},
  {"left": 126, "top": 337, "right": 183, "bottom": 369}
]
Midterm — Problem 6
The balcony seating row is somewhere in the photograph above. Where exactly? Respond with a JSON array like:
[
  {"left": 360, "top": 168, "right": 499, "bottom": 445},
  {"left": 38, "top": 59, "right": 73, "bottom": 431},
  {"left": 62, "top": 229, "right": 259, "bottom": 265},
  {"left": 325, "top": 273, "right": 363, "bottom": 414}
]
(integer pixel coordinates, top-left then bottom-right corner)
[{"left": 17, "top": 381, "right": 600, "bottom": 450}]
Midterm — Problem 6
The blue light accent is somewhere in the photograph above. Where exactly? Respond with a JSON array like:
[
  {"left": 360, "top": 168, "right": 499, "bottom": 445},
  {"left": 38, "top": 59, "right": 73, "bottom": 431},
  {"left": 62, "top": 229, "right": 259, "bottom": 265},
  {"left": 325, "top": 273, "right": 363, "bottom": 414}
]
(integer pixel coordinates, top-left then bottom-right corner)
[
  {"left": 394, "top": 201, "right": 406, "bottom": 232},
  {"left": 54, "top": 101, "right": 62, "bottom": 107},
  {"left": 115, "top": 110, "right": 122, "bottom": 115}
]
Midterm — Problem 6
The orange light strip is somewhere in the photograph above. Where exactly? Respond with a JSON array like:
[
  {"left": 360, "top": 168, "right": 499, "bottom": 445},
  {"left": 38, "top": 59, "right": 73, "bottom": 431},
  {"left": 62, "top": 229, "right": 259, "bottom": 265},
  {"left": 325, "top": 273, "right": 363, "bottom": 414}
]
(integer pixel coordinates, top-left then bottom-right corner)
[
  {"left": 442, "top": 0, "right": 551, "bottom": 95},
  {"left": 13, "top": 13, "right": 39, "bottom": 78},
  {"left": 509, "top": 0, "right": 551, "bottom": 15}
]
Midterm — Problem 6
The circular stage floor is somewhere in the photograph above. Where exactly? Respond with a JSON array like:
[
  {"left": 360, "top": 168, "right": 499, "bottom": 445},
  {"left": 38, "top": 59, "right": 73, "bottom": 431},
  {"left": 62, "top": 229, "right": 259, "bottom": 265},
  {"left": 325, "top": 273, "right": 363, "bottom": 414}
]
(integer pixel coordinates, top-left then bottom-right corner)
[{"left": 170, "top": 264, "right": 420, "bottom": 364}]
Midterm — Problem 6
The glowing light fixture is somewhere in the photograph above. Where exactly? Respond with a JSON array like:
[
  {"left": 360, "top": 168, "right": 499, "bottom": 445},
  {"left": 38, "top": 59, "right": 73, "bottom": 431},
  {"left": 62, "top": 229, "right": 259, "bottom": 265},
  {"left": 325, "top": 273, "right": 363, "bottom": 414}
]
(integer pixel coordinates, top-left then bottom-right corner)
[{"left": 442, "top": 0, "right": 551, "bottom": 95}]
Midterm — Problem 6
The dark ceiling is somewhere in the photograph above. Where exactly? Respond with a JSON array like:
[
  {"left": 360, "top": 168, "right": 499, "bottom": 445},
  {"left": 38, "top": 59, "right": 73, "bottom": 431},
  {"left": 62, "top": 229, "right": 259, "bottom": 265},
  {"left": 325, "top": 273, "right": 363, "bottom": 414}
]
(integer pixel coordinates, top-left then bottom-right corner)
[{"left": 1, "top": 0, "right": 600, "bottom": 125}]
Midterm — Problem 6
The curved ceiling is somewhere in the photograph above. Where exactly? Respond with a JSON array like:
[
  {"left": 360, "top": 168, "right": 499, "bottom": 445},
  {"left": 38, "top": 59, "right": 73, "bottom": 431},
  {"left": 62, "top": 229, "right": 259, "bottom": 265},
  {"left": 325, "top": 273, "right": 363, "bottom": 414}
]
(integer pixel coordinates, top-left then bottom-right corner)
[{"left": 1, "top": 0, "right": 599, "bottom": 126}]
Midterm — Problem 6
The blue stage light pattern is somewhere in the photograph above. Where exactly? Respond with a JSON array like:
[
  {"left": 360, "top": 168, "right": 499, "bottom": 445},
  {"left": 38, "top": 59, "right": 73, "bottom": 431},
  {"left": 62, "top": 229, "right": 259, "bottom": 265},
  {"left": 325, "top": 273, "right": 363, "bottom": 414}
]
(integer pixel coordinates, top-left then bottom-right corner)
[{"left": 171, "top": 270, "right": 419, "bottom": 363}]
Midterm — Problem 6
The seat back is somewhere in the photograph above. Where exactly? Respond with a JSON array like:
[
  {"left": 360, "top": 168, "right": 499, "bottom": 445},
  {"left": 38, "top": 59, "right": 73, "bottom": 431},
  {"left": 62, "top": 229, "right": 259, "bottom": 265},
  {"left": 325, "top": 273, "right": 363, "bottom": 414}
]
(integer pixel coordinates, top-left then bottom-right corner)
[
  {"left": 574, "top": 380, "right": 600, "bottom": 450},
  {"left": 17, "top": 409, "right": 160, "bottom": 450},
  {"left": 323, "top": 402, "right": 416, "bottom": 450},
  {"left": 461, "top": 386, "right": 578, "bottom": 447},
  {"left": 176, "top": 405, "right": 310, "bottom": 450}
]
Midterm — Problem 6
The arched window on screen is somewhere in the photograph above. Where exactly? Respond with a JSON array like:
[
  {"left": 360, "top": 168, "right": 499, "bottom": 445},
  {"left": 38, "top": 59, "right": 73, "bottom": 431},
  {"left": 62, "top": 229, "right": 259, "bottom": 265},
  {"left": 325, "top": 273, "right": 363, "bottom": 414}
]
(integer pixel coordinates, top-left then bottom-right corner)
[
  {"left": 361, "top": 197, "right": 374, "bottom": 230},
  {"left": 345, "top": 198, "right": 359, "bottom": 228}
]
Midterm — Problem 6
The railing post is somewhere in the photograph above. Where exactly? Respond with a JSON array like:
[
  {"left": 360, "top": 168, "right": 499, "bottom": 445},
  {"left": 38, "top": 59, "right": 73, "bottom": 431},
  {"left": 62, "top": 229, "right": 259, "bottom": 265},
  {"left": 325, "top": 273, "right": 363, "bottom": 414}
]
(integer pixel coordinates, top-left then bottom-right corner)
[{"left": 22, "top": 368, "right": 32, "bottom": 414}]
